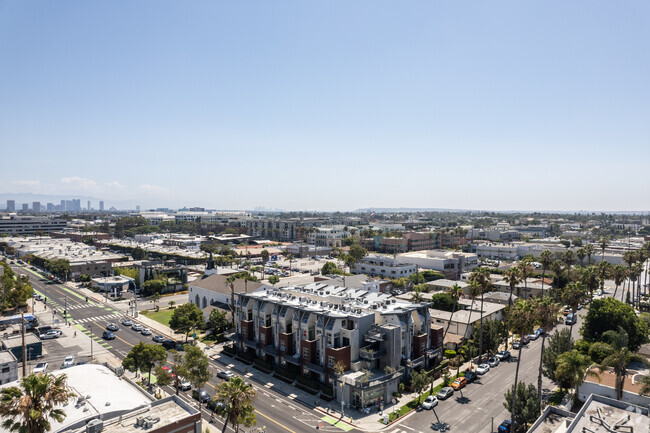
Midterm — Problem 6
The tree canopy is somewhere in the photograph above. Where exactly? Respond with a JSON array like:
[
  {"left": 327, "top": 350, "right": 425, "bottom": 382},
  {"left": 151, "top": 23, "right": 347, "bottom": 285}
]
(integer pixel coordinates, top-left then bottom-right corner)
[
  {"left": 122, "top": 342, "right": 167, "bottom": 383},
  {"left": 321, "top": 261, "right": 343, "bottom": 275},
  {"left": 581, "top": 297, "right": 649, "bottom": 351},
  {"left": 502, "top": 382, "right": 540, "bottom": 433},
  {"left": 0, "top": 263, "right": 33, "bottom": 312},
  {"left": 169, "top": 303, "right": 205, "bottom": 341}
]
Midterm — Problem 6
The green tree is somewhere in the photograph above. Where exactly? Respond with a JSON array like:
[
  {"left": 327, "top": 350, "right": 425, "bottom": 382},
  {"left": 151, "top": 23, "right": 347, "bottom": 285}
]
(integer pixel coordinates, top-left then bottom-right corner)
[
  {"left": 539, "top": 250, "right": 553, "bottom": 296},
  {"left": 612, "top": 265, "right": 628, "bottom": 301},
  {"left": 409, "top": 272, "right": 425, "bottom": 285},
  {"left": 581, "top": 297, "right": 649, "bottom": 351},
  {"left": 154, "top": 365, "right": 173, "bottom": 387},
  {"left": 44, "top": 259, "right": 71, "bottom": 279},
  {"left": 260, "top": 249, "right": 269, "bottom": 264},
  {"left": 584, "top": 244, "right": 595, "bottom": 265},
  {"left": 421, "top": 270, "right": 445, "bottom": 282},
  {"left": 588, "top": 342, "right": 614, "bottom": 364},
  {"left": 149, "top": 292, "right": 162, "bottom": 310},
  {"left": 214, "top": 376, "right": 256, "bottom": 433},
  {"left": 209, "top": 309, "right": 229, "bottom": 334},
  {"left": 555, "top": 350, "right": 598, "bottom": 406},
  {"left": 410, "top": 286, "right": 425, "bottom": 303},
  {"left": 533, "top": 296, "right": 561, "bottom": 407},
  {"left": 507, "top": 299, "right": 535, "bottom": 427},
  {"left": 348, "top": 243, "right": 367, "bottom": 264},
  {"left": 502, "top": 382, "right": 540, "bottom": 433},
  {"left": 122, "top": 342, "right": 167, "bottom": 383},
  {"left": 542, "top": 329, "right": 574, "bottom": 386},
  {"left": 131, "top": 246, "right": 146, "bottom": 260},
  {"left": 561, "top": 282, "right": 588, "bottom": 338},
  {"left": 183, "top": 345, "right": 212, "bottom": 399},
  {"left": 169, "top": 303, "right": 205, "bottom": 342},
  {"left": 0, "top": 263, "right": 33, "bottom": 312},
  {"left": 143, "top": 278, "right": 166, "bottom": 295},
  {"left": 472, "top": 319, "right": 506, "bottom": 358},
  {"left": 321, "top": 261, "right": 343, "bottom": 275},
  {"left": 410, "top": 369, "right": 430, "bottom": 403},
  {"left": 469, "top": 267, "right": 492, "bottom": 363},
  {"left": 267, "top": 275, "right": 280, "bottom": 286},
  {"left": 0, "top": 373, "right": 76, "bottom": 433}
]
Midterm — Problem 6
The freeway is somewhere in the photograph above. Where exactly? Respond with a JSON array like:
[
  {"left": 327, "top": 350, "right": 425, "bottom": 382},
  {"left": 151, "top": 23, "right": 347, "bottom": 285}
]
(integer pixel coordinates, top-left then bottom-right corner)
[{"left": 13, "top": 264, "right": 346, "bottom": 433}]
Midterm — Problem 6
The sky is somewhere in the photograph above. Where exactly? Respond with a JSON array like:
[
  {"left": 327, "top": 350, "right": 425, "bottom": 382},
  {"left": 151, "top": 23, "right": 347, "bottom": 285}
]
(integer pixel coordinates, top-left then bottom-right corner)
[{"left": 1, "top": 1, "right": 649, "bottom": 212}]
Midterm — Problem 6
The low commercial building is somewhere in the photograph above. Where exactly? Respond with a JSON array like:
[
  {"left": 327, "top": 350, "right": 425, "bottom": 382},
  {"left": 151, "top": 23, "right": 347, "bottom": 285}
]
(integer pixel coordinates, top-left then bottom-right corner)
[
  {"left": 396, "top": 250, "right": 478, "bottom": 280},
  {"left": 188, "top": 273, "right": 266, "bottom": 310},
  {"left": 0, "top": 215, "right": 67, "bottom": 235},
  {"left": 429, "top": 299, "right": 505, "bottom": 343},
  {"left": 234, "top": 283, "right": 435, "bottom": 410},
  {"left": 352, "top": 255, "right": 416, "bottom": 278},
  {"left": 0, "top": 350, "right": 18, "bottom": 385},
  {"left": 0, "top": 364, "right": 202, "bottom": 433},
  {"left": 91, "top": 275, "right": 135, "bottom": 296},
  {"left": 1, "top": 333, "right": 42, "bottom": 363}
]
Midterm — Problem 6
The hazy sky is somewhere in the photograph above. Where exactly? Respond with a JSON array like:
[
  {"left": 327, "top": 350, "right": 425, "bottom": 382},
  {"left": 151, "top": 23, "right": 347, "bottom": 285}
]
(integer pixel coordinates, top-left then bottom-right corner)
[{"left": 1, "top": 1, "right": 649, "bottom": 211}]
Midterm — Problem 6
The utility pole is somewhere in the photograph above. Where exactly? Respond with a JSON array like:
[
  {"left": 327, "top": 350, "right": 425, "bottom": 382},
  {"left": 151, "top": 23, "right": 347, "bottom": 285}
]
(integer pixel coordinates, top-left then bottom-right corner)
[
  {"left": 90, "top": 323, "right": 93, "bottom": 361},
  {"left": 21, "top": 312, "right": 26, "bottom": 377},
  {"left": 64, "top": 294, "right": 68, "bottom": 325}
]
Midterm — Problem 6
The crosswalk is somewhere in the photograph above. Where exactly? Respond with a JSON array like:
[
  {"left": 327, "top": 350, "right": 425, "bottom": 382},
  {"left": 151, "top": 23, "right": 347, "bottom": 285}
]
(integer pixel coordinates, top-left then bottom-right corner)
[{"left": 71, "top": 313, "right": 123, "bottom": 325}]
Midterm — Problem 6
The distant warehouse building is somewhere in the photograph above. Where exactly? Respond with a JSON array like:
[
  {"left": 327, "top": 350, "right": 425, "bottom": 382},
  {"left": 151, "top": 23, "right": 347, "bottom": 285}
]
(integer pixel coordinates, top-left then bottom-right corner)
[{"left": 0, "top": 215, "right": 67, "bottom": 235}]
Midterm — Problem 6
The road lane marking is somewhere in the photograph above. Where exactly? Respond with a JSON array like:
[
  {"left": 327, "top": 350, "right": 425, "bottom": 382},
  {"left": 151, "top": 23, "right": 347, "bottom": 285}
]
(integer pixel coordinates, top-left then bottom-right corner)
[{"left": 255, "top": 409, "right": 299, "bottom": 433}]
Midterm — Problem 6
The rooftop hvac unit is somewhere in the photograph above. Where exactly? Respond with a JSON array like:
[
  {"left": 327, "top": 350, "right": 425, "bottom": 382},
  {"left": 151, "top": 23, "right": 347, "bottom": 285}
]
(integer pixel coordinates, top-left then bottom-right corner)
[{"left": 86, "top": 419, "right": 103, "bottom": 433}]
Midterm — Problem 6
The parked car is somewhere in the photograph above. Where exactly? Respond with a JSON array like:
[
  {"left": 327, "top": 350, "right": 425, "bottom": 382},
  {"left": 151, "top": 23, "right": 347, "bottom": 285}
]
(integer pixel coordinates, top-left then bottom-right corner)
[
  {"left": 131, "top": 323, "right": 143, "bottom": 331},
  {"left": 496, "top": 350, "right": 511, "bottom": 360},
  {"left": 162, "top": 339, "right": 177, "bottom": 349},
  {"left": 464, "top": 371, "right": 478, "bottom": 383},
  {"left": 33, "top": 362, "right": 48, "bottom": 373},
  {"left": 522, "top": 335, "right": 530, "bottom": 345},
  {"left": 152, "top": 335, "right": 165, "bottom": 343},
  {"left": 179, "top": 378, "right": 192, "bottom": 391},
  {"left": 512, "top": 341, "right": 521, "bottom": 350},
  {"left": 103, "top": 331, "right": 115, "bottom": 340},
  {"left": 217, "top": 370, "right": 235, "bottom": 381},
  {"left": 41, "top": 330, "right": 62, "bottom": 340},
  {"left": 498, "top": 419, "right": 512, "bottom": 433},
  {"left": 121, "top": 319, "right": 133, "bottom": 327},
  {"left": 76, "top": 361, "right": 88, "bottom": 365},
  {"left": 106, "top": 323, "right": 119, "bottom": 332},
  {"left": 61, "top": 356, "right": 75, "bottom": 368},
  {"left": 535, "top": 328, "right": 544, "bottom": 337},
  {"left": 565, "top": 313, "right": 577, "bottom": 325},
  {"left": 37, "top": 326, "right": 54, "bottom": 335},
  {"left": 436, "top": 387, "right": 454, "bottom": 400},
  {"left": 192, "top": 389, "right": 211, "bottom": 404},
  {"left": 141, "top": 328, "right": 152, "bottom": 336},
  {"left": 488, "top": 356, "right": 500, "bottom": 367},
  {"left": 207, "top": 399, "right": 225, "bottom": 412},
  {"left": 450, "top": 377, "right": 467, "bottom": 391},
  {"left": 476, "top": 364, "right": 490, "bottom": 375},
  {"left": 527, "top": 331, "right": 540, "bottom": 341},
  {"left": 422, "top": 395, "right": 438, "bottom": 409}
]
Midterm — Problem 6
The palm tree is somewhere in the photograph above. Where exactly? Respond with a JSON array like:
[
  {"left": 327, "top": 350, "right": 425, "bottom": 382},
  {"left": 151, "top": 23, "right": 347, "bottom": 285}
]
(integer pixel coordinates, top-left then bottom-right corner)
[
  {"left": 502, "top": 267, "right": 521, "bottom": 351},
  {"left": 410, "top": 286, "right": 425, "bottom": 304},
  {"left": 612, "top": 265, "right": 627, "bottom": 301},
  {"left": 561, "top": 282, "right": 588, "bottom": 339},
  {"left": 561, "top": 250, "right": 575, "bottom": 281},
  {"left": 555, "top": 350, "right": 598, "bottom": 406},
  {"left": 576, "top": 248, "right": 586, "bottom": 266},
  {"left": 507, "top": 299, "right": 535, "bottom": 428},
  {"left": 623, "top": 251, "right": 637, "bottom": 306},
  {"left": 579, "top": 266, "right": 599, "bottom": 304},
  {"left": 598, "top": 329, "right": 650, "bottom": 400},
  {"left": 465, "top": 280, "right": 481, "bottom": 345},
  {"left": 286, "top": 254, "right": 295, "bottom": 276},
  {"left": 533, "top": 297, "right": 560, "bottom": 408},
  {"left": 517, "top": 258, "right": 533, "bottom": 299},
  {"left": 442, "top": 284, "right": 463, "bottom": 343},
  {"left": 539, "top": 250, "right": 553, "bottom": 296},
  {"left": 0, "top": 373, "right": 76, "bottom": 433},
  {"left": 584, "top": 244, "right": 595, "bottom": 266},
  {"left": 599, "top": 236, "right": 609, "bottom": 262},
  {"left": 469, "top": 267, "right": 491, "bottom": 363},
  {"left": 214, "top": 376, "right": 256, "bottom": 433},
  {"left": 225, "top": 275, "right": 237, "bottom": 327},
  {"left": 596, "top": 261, "right": 611, "bottom": 296},
  {"left": 550, "top": 259, "right": 565, "bottom": 301}
]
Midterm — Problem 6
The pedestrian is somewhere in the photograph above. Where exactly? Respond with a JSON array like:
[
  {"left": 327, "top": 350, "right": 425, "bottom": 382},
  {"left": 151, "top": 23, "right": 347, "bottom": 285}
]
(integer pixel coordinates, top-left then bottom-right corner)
[{"left": 74, "top": 331, "right": 77, "bottom": 337}]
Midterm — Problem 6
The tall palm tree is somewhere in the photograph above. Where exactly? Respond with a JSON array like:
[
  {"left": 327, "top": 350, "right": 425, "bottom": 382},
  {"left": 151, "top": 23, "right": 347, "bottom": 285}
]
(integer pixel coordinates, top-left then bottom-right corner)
[
  {"left": 286, "top": 254, "right": 295, "bottom": 276},
  {"left": 599, "top": 236, "right": 609, "bottom": 262},
  {"left": 410, "top": 286, "right": 425, "bottom": 304},
  {"left": 465, "top": 280, "right": 481, "bottom": 346},
  {"left": 596, "top": 261, "right": 611, "bottom": 296},
  {"left": 576, "top": 248, "right": 586, "bottom": 266},
  {"left": 507, "top": 299, "right": 535, "bottom": 428},
  {"left": 612, "top": 265, "right": 627, "bottom": 301},
  {"left": 555, "top": 350, "right": 598, "bottom": 406},
  {"left": 502, "top": 267, "right": 521, "bottom": 351},
  {"left": 561, "top": 282, "right": 588, "bottom": 339},
  {"left": 214, "top": 376, "right": 256, "bottom": 433},
  {"left": 539, "top": 250, "right": 553, "bottom": 296},
  {"left": 630, "top": 262, "right": 643, "bottom": 309},
  {"left": 584, "top": 244, "right": 595, "bottom": 266},
  {"left": 0, "top": 373, "right": 76, "bottom": 433},
  {"left": 442, "top": 284, "right": 463, "bottom": 343},
  {"left": 225, "top": 275, "right": 237, "bottom": 327},
  {"left": 469, "top": 267, "right": 491, "bottom": 363},
  {"left": 561, "top": 250, "right": 575, "bottom": 282},
  {"left": 550, "top": 260, "right": 565, "bottom": 301},
  {"left": 623, "top": 251, "right": 637, "bottom": 306},
  {"left": 579, "top": 266, "right": 599, "bottom": 304},
  {"left": 517, "top": 258, "right": 533, "bottom": 299},
  {"left": 533, "top": 297, "right": 560, "bottom": 408},
  {"left": 598, "top": 329, "right": 650, "bottom": 400}
]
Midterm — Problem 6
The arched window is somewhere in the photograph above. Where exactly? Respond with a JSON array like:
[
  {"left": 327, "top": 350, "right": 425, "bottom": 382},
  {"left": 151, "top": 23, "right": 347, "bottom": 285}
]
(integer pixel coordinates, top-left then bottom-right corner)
[
  {"left": 202, "top": 297, "right": 207, "bottom": 309},
  {"left": 195, "top": 294, "right": 200, "bottom": 305}
]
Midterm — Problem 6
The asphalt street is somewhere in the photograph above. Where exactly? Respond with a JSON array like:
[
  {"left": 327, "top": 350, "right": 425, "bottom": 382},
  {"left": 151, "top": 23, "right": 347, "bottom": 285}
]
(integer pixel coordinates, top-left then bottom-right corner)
[{"left": 13, "top": 264, "right": 340, "bottom": 433}]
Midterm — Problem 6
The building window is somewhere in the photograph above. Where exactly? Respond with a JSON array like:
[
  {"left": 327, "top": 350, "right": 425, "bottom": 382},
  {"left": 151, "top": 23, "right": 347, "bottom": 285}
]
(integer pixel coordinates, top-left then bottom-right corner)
[
  {"left": 303, "top": 348, "right": 309, "bottom": 360},
  {"left": 280, "top": 341, "right": 286, "bottom": 351},
  {"left": 328, "top": 356, "right": 335, "bottom": 368},
  {"left": 260, "top": 333, "right": 265, "bottom": 344}
]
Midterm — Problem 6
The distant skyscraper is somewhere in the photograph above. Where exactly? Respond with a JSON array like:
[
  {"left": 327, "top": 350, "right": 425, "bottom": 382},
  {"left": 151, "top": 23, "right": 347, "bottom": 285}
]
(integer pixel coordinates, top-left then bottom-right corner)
[
  {"left": 6, "top": 200, "right": 15, "bottom": 211},
  {"left": 60, "top": 199, "right": 66, "bottom": 211},
  {"left": 136, "top": 205, "right": 141, "bottom": 212},
  {"left": 46, "top": 203, "right": 55, "bottom": 212},
  {"left": 87, "top": 200, "right": 91, "bottom": 210},
  {"left": 32, "top": 202, "right": 41, "bottom": 213},
  {"left": 22, "top": 203, "right": 28, "bottom": 212},
  {"left": 99, "top": 201, "right": 104, "bottom": 211}
]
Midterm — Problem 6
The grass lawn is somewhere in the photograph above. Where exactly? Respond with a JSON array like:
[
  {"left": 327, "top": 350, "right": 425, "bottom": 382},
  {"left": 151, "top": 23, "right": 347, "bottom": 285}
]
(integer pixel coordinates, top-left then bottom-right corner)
[{"left": 141, "top": 308, "right": 174, "bottom": 327}]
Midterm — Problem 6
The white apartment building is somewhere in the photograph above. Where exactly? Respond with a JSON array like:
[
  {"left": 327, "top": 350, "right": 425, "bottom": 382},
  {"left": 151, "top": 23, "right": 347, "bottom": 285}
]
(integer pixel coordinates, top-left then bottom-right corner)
[
  {"left": 352, "top": 255, "right": 416, "bottom": 278},
  {"left": 395, "top": 250, "right": 478, "bottom": 280},
  {"left": 307, "top": 226, "right": 348, "bottom": 247}
]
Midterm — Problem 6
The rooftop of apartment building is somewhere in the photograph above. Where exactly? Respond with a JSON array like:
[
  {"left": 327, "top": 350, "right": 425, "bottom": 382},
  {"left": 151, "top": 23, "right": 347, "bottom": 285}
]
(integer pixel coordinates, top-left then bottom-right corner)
[
  {"left": 359, "top": 254, "right": 412, "bottom": 266},
  {"left": 105, "top": 238, "right": 208, "bottom": 259},
  {"left": 241, "top": 282, "right": 425, "bottom": 318},
  {"left": 566, "top": 394, "right": 649, "bottom": 433},
  {"left": 428, "top": 298, "right": 505, "bottom": 324},
  {"left": 398, "top": 250, "right": 477, "bottom": 260}
]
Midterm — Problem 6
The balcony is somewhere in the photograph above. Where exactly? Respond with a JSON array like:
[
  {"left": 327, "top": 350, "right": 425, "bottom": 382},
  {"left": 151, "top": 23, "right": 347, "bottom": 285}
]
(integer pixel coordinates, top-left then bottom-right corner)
[
  {"left": 359, "top": 346, "right": 386, "bottom": 361},
  {"left": 406, "top": 355, "right": 425, "bottom": 368},
  {"left": 261, "top": 344, "right": 278, "bottom": 356},
  {"left": 364, "top": 326, "right": 386, "bottom": 343},
  {"left": 283, "top": 354, "right": 301, "bottom": 365},
  {"left": 355, "top": 367, "right": 404, "bottom": 389},
  {"left": 304, "top": 361, "right": 326, "bottom": 374},
  {"left": 243, "top": 339, "right": 258, "bottom": 350}
]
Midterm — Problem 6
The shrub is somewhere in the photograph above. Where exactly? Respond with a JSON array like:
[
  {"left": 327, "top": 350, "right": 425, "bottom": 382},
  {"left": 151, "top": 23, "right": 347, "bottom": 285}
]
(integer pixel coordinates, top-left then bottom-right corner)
[{"left": 588, "top": 342, "right": 615, "bottom": 363}]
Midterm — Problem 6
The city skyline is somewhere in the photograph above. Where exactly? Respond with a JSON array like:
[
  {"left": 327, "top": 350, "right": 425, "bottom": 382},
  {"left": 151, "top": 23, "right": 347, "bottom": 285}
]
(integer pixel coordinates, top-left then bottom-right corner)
[{"left": 1, "top": 1, "right": 649, "bottom": 211}]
